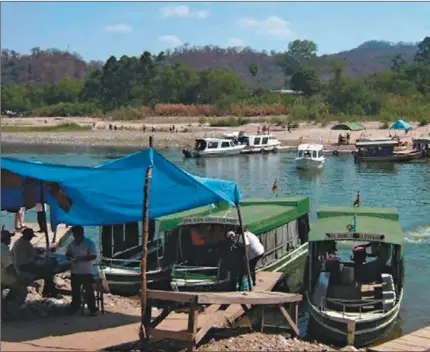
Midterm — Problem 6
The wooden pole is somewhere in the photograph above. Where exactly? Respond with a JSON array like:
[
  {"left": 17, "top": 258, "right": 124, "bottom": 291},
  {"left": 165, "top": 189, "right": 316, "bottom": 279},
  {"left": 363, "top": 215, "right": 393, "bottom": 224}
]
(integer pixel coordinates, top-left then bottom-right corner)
[
  {"left": 236, "top": 203, "right": 253, "bottom": 291},
  {"left": 39, "top": 181, "right": 50, "bottom": 251},
  {"left": 140, "top": 137, "right": 154, "bottom": 341}
]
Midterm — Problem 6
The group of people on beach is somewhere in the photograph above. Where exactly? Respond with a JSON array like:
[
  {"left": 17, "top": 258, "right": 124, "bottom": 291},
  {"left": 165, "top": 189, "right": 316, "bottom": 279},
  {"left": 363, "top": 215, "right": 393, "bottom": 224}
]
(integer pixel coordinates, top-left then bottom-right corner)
[{"left": 1, "top": 224, "right": 99, "bottom": 320}]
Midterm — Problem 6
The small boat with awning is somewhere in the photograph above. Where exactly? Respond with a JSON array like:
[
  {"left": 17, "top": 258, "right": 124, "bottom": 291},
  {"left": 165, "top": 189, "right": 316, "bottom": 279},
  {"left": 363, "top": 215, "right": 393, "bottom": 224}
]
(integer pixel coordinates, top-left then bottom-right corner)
[
  {"left": 306, "top": 205, "right": 405, "bottom": 347},
  {"left": 354, "top": 138, "right": 422, "bottom": 163}
]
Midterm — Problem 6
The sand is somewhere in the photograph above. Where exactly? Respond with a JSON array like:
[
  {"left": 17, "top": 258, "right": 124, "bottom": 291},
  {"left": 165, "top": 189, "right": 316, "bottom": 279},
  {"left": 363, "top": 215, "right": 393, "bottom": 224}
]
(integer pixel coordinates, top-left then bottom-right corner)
[{"left": 2, "top": 116, "right": 429, "bottom": 149}]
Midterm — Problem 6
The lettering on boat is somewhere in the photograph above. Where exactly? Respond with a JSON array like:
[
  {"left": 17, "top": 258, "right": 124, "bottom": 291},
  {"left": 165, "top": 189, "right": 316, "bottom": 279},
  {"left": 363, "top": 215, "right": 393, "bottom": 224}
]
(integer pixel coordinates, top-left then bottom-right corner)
[
  {"left": 182, "top": 216, "right": 240, "bottom": 226},
  {"left": 325, "top": 232, "right": 386, "bottom": 242}
]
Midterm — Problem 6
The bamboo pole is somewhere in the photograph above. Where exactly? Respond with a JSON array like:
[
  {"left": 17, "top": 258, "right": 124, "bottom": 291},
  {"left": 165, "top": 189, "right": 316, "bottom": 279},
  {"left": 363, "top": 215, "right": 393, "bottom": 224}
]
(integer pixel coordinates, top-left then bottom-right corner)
[
  {"left": 39, "top": 181, "right": 50, "bottom": 251},
  {"left": 140, "top": 137, "right": 154, "bottom": 341},
  {"left": 236, "top": 203, "right": 253, "bottom": 291}
]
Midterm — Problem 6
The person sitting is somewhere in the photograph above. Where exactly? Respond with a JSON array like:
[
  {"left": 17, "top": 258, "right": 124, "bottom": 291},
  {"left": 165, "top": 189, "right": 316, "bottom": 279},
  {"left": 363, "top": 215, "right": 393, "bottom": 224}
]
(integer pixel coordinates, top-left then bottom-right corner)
[
  {"left": 1, "top": 229, "right": 28, "bottom": 319},
  {"left": 12, "top": 228, "right": 59, "bottom": 298},
  {"left": 66, "top": 225, "right": 98, "bottom": 316}
]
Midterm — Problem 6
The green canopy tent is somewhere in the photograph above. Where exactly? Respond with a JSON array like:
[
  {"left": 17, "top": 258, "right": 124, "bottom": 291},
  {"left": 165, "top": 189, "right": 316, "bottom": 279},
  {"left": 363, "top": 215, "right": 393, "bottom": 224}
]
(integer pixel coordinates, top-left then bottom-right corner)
[{"left": 330, "top": 122, "right": 366, "bottom": 144}]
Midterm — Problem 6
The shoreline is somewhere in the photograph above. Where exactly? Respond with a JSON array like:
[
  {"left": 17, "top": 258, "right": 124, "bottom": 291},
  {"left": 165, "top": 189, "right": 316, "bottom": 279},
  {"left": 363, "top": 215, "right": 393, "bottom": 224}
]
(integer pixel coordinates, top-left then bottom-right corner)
[{"left": 2, "top": 117, "right": 428, "bottom": 151}]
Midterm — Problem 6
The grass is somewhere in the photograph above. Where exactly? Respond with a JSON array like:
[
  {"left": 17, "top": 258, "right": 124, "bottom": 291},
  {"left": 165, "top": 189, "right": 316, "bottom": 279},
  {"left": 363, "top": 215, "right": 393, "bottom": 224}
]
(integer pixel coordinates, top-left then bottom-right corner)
[{"left": 2, "top": 122, "right": 91, "bottom": 132}]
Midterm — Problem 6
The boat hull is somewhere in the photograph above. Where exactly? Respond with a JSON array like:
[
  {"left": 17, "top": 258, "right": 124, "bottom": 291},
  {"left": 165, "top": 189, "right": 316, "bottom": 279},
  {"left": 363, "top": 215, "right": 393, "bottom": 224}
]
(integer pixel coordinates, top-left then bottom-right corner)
[
  {"left": 295, "top": 158, "right": 325, "bottom": 170},
  {"left": 183, "top": 148, "right": 244, "bottom": 158},
  {"left": 307, "top": 294, "right": 402, "bottom": 347},
  {"left": 354, "top": 151, "right": 423, "bottom": 163}
]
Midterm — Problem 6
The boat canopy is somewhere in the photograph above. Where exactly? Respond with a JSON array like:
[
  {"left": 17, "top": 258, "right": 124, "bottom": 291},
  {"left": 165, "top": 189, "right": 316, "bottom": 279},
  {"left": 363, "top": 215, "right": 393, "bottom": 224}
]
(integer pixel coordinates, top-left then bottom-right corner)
[
  {"left": 331, "top": 122, "right": 366, "bottom": 131},
  {"left": 413, "top": 137, "right": 430, "bottom": 144},
  {"left": 355, "top": 139, "right": 399, "bottom": 148},
  {"left": 297, "top": 144, "right": 323, "bottom": 151},
  {"left": 1, "top": 148, "right": 241, "bottom": 227},
  {"left": 157, "top": 196, "right": 310, "bottom": 234},
  {"left": 308, "top": 206, "right": 404, "bottom": 246},
  {"left": 390, "top": 119, "right": 412, "bottom": 131}
]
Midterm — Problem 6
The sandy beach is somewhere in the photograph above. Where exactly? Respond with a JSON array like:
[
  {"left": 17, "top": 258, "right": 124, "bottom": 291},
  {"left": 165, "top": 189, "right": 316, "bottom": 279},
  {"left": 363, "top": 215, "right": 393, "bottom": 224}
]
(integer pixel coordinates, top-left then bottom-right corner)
[{"left": 2, "top": 116, "right": 429, "bottom": 149}]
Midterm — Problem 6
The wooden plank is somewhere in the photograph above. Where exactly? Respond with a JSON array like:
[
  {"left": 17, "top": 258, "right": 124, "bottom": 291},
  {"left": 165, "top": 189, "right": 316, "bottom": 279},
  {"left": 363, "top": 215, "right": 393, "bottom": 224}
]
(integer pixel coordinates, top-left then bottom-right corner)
[
  {"left": 148, "top": 328, "right": 194, "bottom": 341},
  {"left": 370, "top": 325, "right": 430, "bottom": 352},
  {"left": 370, "top": 344, "right": 412, "bottom": 352},
  {"left": 196, "top": 291, "right": 302, "bottom": 305},
  {"left": 382, "top": 341, "right": 429, "bottom": 351},
  {"left": 400, "top": 335, "right": 430, "bottom": 347},
  {"left": 150, "top": 308, "right": 170, "bottom": 329},
  {"left": 279, "top": 306, "right": 299, "bottom": 337},
  {"left": 148, "top": 290, "right": 198, "bottom": 303}
]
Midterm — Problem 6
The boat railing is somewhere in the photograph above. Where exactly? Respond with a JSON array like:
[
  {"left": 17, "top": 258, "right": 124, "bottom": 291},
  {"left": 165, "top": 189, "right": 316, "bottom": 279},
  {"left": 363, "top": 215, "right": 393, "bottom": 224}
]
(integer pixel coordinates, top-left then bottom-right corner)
[{"left": 320, "top": 297, "right": 386, "bottom": 318}]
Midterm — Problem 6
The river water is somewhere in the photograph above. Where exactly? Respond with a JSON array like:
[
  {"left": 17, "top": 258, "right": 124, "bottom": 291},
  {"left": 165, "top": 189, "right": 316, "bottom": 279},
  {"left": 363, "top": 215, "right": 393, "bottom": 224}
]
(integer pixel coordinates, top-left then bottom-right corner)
[{"left": 2, "top": 143, "right": 430, "bottom": 338}]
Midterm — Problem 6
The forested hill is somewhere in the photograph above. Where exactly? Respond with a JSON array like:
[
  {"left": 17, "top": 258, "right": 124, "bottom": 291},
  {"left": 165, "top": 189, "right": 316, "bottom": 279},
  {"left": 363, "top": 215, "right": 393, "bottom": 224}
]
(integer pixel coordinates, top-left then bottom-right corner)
[{"left": 1, "top": 40, "right": 418, "bottom": 89}]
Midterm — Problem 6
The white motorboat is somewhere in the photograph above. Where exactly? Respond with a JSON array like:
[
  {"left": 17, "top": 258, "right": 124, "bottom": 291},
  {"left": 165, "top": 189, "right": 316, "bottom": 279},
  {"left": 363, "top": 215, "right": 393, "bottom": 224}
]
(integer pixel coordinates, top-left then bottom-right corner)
[
  {"left": 224, "top": 132, "right": 282, "bottom": 153},
  {"left": 182, "top": 138, "right": 246, "bottom": 158},
  {"left": 295, "top": 144, "right": 325, "bottom": 169}
]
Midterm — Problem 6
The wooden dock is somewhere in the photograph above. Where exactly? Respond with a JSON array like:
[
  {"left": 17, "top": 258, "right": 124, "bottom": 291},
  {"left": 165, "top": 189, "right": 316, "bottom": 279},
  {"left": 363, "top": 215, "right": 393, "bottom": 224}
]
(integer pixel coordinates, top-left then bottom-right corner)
[
  {"left": 10, "top": 222, "right": 72, "bottom": 249},
  {"left": 369, "top": 325, "right": 430, "bottom": 352},
  {"left": 143, "top": 271, "right": 302, "bottom": 351}
]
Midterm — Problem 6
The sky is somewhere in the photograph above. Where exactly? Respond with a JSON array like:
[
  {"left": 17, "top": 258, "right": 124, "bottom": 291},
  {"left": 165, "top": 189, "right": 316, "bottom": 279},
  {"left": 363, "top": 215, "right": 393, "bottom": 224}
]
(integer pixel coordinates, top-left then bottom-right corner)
[{"left": 2, "top": 1, "right": 430, "bottom": 61}]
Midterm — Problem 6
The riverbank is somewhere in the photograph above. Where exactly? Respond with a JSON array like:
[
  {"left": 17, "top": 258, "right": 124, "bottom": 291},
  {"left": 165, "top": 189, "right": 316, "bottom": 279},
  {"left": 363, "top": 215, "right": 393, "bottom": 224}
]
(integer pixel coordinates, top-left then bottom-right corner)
[{"left": 2, "top": 117, "right": 428, "bottom": 149}]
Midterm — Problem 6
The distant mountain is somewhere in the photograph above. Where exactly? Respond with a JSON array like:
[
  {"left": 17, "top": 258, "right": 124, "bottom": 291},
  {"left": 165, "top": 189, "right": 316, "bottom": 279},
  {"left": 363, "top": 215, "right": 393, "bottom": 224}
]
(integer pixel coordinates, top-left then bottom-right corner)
[{"left": 1, "top": 41, "right": 418, "bottom": 90}]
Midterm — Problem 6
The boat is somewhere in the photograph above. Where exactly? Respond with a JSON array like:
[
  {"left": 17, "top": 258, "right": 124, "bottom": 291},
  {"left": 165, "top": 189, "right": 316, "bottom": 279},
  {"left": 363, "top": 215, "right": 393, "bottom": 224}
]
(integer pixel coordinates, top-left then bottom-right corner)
[
  {"left": 182, "top": 138, "right": 245, "bottom": 158},
  {"left": 233, "top": 132, "right": 282, "bottom": 154},
  {"left": 354, "top": 138, "right": 422, "bottom": 163},
  {"left": 295, "top": 144, "right": 325, "bottom": 169},
  {"left": 306, "top": 205, "right": 405, "bottom": 347},
  {"left": 164, "top": 197, "right": 311, "bottom": 293},
  {"left": 412, "top": 137, "right": 430, "bottom": 158},
  {"left": 98, "top": 197, "right": 311, "bottom": 295}
]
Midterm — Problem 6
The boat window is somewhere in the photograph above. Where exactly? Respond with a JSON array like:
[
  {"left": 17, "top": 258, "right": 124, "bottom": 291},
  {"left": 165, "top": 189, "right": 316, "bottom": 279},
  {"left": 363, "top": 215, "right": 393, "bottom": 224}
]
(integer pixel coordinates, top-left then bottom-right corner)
[
  {"left": 195, "top": 140, "right": 207, "bottom": 151},
  {"left": 221, "top": 141, "right": 230, "bottom": 148},
  {"left": 254, "top": 137, "right": 261, "bottom": 145},
  {"left": 298, "top": 150, "right": 304, "bottom": 157},
  {"left": 312, "top": 150, "right": 317, "bottom": 158},
  {"left": 318, "top": 150, "right": 322, "bottom": 158},
  {"left": 262, "top": 137, "right": 269, "bottom": 145},
  {"left": 207, "top": 141, "right": 218, "bottom": 149},
  {"left": 304, "top": 150, "right": 311, "bottom": 157}
]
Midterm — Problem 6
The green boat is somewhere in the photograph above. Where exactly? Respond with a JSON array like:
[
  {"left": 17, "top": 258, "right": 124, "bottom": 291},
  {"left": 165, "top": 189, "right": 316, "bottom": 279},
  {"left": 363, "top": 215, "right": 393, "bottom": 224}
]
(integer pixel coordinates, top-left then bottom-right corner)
[
  {"left": 306, "top": 206, "right": 405, "bottom": 347},
  {"left": 99, "top": 197, "right": 311, "bottom": 295}
]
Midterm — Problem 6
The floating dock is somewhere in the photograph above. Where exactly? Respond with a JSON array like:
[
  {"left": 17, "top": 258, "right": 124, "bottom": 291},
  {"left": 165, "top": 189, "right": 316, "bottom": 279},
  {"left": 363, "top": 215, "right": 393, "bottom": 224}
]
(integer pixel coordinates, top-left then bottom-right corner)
[{"left": 369, "top": 325, "right": 430, "bottom": 352}]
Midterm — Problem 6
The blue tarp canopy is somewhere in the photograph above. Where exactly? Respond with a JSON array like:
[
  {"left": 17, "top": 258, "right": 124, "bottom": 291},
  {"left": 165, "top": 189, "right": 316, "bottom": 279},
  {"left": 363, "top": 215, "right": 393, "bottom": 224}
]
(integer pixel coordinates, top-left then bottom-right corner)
[
  {"left": 389, "top": 120, "right": 412, "bottom": 131},
  {"left": 1, "top": 148, "right": 241, "bottom": 227}
]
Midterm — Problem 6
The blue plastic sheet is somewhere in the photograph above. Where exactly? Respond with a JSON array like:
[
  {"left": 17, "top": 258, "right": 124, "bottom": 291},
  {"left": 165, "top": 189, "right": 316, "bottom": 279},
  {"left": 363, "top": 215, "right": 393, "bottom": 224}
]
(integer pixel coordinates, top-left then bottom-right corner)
[
  {"left": 1, "top": 148, "right": 241, "bottom": 227},
  {"left": 389, "top": 120, "right": 412, "bottom": 131}
]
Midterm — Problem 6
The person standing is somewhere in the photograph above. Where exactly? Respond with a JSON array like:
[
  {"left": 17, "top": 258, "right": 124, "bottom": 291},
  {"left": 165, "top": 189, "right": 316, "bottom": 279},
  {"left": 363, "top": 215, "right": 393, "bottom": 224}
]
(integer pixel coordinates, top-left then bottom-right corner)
[
  {"left": 243, "top": 226, "right": 265, "bottom": 287},
  {"left": 66, "top": 225, "right": 98, "bottom": 316},
  {"left": 35, "top": 202, "right": 47, "bottom": 233},
  {"left": 14, "top": 207, "right": 25, "bottom": 230},
  {"left": 1, "top": 229, "right": 28, "bottom": 319}
]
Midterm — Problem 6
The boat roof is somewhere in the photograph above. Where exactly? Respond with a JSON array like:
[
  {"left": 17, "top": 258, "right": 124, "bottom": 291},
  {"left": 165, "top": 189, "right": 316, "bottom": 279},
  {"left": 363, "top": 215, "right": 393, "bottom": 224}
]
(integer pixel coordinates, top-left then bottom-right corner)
[
  {"left": 413, "top": 137, "right": 430, "bottom": 144},
  {"left": 355, "top": 139, "right": 399, "bottom": 147},
  {"left": 298, "top": 143, "right": 323, "bottom": 151},
  {"left": 309, "top": 206, "right": 404, "bottom": 246},
  {"left": 246, "top": 134, "right": 277, "bottom": 138},
  {"left": 157, "top": 196, "right": 310, "bottom": 234},
  {"left": 196, "top": 138, "right": 231, "bottom": 143}
]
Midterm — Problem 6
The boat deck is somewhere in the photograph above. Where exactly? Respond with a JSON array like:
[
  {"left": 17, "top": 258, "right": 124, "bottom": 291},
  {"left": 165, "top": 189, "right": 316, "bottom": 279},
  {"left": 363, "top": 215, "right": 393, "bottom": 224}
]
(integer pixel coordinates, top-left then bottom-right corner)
[
  {"left": 10, "top": 222, "right": 72, "bottom": 249},
  {"left": 369, "top": 325, "right": 430, "bottom": 352}
]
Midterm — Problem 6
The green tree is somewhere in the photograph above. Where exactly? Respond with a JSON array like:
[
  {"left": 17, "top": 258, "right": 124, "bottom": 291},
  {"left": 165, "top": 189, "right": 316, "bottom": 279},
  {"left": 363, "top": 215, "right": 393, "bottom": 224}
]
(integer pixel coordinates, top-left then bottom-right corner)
[
  {"left": 290, "top": 68, "right": 321, "bottom": 96},
  {"left": 415, "top": 36, "right": 430, "bottom": 65},
  {"left": 391, "top": 54, "right": 407, "bottom": 73},
  {"left": 248, "top": 64, "right": 258, "bottom": 77},
  {"left": 287, "top": 40, "right": 318, "bottom": 61},
  {"left": 197, "top": 69, "right": 245, "bottom": 104}
]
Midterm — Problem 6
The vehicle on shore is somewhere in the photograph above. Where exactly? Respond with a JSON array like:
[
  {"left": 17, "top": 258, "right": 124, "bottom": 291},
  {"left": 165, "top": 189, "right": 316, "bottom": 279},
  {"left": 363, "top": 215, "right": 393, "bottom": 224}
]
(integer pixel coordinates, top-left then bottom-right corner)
[{"left": 306, "top": 205, "right": 405, "bottom": 347}]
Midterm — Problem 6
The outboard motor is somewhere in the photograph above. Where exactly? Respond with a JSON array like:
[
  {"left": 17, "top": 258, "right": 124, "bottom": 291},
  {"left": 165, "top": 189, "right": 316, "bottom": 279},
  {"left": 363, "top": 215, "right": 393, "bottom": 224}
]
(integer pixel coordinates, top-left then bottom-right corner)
[{"left": 182, "top": 149, "right": 192, "bottom": 158}]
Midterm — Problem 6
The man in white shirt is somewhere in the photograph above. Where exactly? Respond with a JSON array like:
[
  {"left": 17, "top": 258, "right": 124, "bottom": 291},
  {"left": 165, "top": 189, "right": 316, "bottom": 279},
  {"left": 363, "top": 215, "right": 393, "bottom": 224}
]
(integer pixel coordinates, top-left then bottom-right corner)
[
  {"left": 66, "top": 225, "right": 98, "bottom": 315},
  {"left": 243, "top": 226, "right": 265, "bottom": 287},
  {"left": 1, "top": 229, "right": 28, "bottom": 319}
]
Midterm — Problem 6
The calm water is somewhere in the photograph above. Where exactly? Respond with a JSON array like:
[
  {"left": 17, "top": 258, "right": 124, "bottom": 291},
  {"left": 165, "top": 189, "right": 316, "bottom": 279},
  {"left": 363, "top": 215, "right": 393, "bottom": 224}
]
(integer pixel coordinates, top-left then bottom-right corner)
[{"left": 2, "top": 142, "right": 430, "bottom": 336}]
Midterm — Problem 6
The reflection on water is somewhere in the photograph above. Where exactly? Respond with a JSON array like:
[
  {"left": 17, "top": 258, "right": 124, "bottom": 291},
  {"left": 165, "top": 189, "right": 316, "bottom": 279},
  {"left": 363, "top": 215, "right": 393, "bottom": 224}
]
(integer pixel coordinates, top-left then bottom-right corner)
[{"left": 2, "top": 143, "right": 430, "bottom": 338}]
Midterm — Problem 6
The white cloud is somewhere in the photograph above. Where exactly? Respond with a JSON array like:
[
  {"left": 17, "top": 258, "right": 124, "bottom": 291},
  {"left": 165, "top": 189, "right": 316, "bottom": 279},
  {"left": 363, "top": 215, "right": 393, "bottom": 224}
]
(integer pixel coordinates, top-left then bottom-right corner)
[
  {"left": 227, "top": 38, "right": 245, "bottom": 47},
  {"left": 237, "top": 16, "right": 294, "bottom": 39},
  {"left": 160, "top": 5, "right": 209, "bottom": 19},
  {"left": 159, "top": 35, "right": 184, "bottom": 47},
  {"left": 104, "top": 24, "right": 132, "bottom": 33}
]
